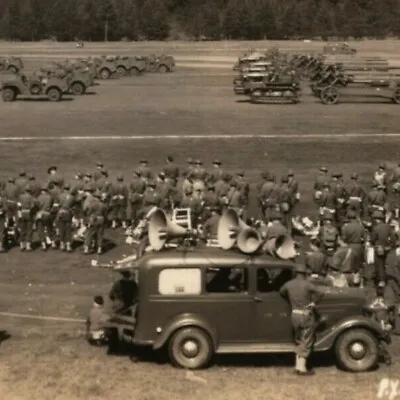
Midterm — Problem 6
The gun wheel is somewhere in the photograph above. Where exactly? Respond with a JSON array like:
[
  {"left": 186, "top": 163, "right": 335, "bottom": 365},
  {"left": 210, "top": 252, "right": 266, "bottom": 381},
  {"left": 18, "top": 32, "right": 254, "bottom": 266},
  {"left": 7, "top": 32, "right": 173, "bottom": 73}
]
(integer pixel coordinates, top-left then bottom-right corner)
[{"left": 320, "top": 86, "right": 339, "bottom": 105}]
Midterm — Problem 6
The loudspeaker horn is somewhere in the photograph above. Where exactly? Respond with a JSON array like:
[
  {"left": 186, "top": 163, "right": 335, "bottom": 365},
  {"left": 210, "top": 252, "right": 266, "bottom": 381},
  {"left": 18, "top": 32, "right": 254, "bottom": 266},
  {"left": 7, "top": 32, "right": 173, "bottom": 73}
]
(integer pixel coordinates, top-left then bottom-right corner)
[
  {"left": 262, "top": 234, "right": 297, "bottom": 259},
  {"left": 148, "top": 208, "right": 189, "bottom": 251},
  {"left": 218, "top": 208, "right": 262, "bottom": 253}
]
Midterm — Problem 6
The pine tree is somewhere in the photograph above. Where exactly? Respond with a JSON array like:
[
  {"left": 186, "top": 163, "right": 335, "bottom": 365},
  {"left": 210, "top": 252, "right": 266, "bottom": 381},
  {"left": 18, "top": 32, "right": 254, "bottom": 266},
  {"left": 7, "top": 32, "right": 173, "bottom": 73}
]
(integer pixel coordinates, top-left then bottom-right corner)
[{"left": 140, "top": 0, "right": 170, "bottom": 40}]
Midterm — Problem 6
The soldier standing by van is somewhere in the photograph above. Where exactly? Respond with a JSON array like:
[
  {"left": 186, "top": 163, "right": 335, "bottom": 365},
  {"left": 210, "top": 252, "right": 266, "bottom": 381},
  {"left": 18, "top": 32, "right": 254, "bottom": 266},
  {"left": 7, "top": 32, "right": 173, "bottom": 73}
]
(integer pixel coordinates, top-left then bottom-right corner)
[{"left": 280, "top": 264, "right": 324, "bottom": 375}]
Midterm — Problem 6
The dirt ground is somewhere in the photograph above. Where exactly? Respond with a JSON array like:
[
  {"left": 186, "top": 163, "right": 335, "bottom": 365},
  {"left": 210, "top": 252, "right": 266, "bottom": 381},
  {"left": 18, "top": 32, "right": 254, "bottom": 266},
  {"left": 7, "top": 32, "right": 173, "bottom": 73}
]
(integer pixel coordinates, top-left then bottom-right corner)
[{"left": 0, "top": 41, "right": 400, "bottom": 399}]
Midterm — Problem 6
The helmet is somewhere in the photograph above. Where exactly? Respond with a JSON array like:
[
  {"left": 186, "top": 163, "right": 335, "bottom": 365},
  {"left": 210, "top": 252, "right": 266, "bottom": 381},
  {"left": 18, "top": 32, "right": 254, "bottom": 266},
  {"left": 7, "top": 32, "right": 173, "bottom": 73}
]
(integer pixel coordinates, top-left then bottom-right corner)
[
  {"left": 294, "top": 264, "right": 307, "bottom": 274},
  {"left": 372, "top": 210, "right": 384, "bottom": 220}
]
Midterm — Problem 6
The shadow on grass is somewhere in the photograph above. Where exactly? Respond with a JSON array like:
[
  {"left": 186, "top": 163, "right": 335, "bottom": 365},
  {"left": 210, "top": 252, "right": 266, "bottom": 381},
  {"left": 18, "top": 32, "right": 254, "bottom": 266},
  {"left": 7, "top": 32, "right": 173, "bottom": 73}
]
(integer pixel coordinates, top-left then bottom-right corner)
[
  {"left": 0, "top": 330, "right": 12, "bottom": 345},
  {"left": 17, "top": 97, "right": 74, "bottom": 102}
]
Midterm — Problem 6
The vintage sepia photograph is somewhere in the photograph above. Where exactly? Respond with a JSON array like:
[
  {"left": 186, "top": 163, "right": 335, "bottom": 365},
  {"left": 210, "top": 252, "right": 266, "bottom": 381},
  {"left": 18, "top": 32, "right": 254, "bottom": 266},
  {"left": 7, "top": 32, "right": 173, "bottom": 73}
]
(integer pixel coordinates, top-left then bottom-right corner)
[{"left": 0, "top": 1, "right": 400, "bottom": 399}]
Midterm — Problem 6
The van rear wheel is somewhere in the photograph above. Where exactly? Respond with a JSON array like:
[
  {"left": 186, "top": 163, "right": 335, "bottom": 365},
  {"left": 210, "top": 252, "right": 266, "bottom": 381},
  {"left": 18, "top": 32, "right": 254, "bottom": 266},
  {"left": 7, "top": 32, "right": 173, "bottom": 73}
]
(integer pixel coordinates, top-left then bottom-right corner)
[{"left": 168, "top": 327, "right": 213, "bottom": 369}]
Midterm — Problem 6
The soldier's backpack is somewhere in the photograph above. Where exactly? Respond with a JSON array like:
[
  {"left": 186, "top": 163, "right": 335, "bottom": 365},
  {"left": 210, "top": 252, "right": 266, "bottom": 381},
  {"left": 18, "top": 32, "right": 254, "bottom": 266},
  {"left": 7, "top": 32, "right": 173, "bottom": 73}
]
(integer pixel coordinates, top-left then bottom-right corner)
[{"left": 321, "top": 225, "right": 337, "bottom": 249}]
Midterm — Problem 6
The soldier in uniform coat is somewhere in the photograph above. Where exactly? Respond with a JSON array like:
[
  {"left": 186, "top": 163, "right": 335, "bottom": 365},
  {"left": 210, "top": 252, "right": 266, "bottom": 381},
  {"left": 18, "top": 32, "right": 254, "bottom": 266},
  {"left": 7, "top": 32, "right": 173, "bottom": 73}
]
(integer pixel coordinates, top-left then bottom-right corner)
[
  {"left": 391, "top": 163, "right": 400, "bottom": 216},
  {"left": 236, "top": 171, "right": 249, "bottom": 204},
  {"left": 330, "top": 172, "right": 347, "bottom": 225},
  {"left": 17, "top": 187, "right": 36, "bottom": 251},
  {"left": 259, "top": 173, "right": 280, "bottom": 222},
  {"left": 15, "top": 170, "right": 29, "bottom": 196},
  {"left": 0, "top": 193, "right": 7, "bottom": 252},
  {"left": 280, "top": 264, "right": 324, "bottom": 375},
  {"left": 344, "top": 173, "right": 365, "bottom": 217},
  {"left": 208, "top": 160, "right": 224, "bottom": 184},
  {"left": 262, "top": 211, "right": 288, "bottom": 242},
  {"left": 27, "top": 175, "right": 41, "bottom": 198},
  {"left": 226, "top": 180, "right": 245, "bottom": 217},
  {"left": 137, "top": 159, "right": 152, "bottom": 180},
  {"left": 180, "top": 188, "right": 203, "bottom": 228},
  {"left": 370, "top": 210, "right": 396, "bottom": 285},
  {"left": 278, "top": 174, "right": 294, "bottom": 232},
  {"left": 56, "top": 183, "right": 75, "bottom": 252},
  {"left": 163, "top": 155, "right": 180, "bottom": 182},
  {"left": 366, "top": 183, "right": 387, "bottom": 220},
  {"left": 287, "top": 169, "right": 300, "bottom": 212},
  {"left": 373, "top": 163, "right": 388, "bottom": 192},
  {"left": 215, "top": 173, "right": 231, "bottom": 201},
  {"left": 36, "top": 186, "right": 54, "bottom": 251},
  {"left": 313, "top": 167, "right": 328, "bottom": 204},
  {"left": 127, "top": 171, "right": 146, "bottom": 226},
  {"left": 109, "top": 174, "right": 128, "bottom": 229},
  {"left": 202, "top": 206, "right": 221, "bottom": 245},
  {"left": 47, "top": 166, "right": 64, "bottom": 189},
  {"left": 305, "top": 238, "right": 328, "bottom": 278},
  {"left": 319, "top": 181, "right": 337, "bottom": 222},
  {"left": 202, "top": 185, "right": 220, "bottom": 220},
  {"left": 140, "top": 180, "right": 161, "bottom": 217},
  {"left": 93, "top": 162, "right": 104, "bottom": 182},
  {"left": 4, "top": 177, "right": 18, "bottom": 227}
]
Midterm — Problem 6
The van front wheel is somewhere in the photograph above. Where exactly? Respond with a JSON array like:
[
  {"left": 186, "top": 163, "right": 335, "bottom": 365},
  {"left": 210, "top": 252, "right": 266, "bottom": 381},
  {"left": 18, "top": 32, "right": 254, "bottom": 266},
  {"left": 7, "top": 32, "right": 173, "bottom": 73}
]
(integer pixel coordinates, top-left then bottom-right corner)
[{"left": 168, "top": 327, "right": 213, "bottom": 369}]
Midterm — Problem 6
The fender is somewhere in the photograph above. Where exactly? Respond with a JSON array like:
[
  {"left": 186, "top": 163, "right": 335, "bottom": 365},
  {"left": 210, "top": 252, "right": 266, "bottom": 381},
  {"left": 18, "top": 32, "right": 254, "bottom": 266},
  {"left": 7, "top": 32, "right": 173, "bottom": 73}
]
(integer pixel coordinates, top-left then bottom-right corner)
[
  {"left": 153, "top": 313, "right": 217, "bottom": 350},
  {"left": 314, "top": 316, "right": 390, "bottom": 351}
]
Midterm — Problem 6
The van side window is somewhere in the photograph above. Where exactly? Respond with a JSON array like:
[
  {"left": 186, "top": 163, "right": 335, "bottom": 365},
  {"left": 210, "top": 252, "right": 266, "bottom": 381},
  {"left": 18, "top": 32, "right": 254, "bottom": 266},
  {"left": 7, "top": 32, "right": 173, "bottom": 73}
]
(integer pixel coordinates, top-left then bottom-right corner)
[
  {"left": 158, "top": 268, "right": 201, "bottom": 295},
  {"left": 206, "top": 268, "right": 248, "bottom": 293},
  {"left": 257, "top": 268, "right": 293, "bottom": 292}
]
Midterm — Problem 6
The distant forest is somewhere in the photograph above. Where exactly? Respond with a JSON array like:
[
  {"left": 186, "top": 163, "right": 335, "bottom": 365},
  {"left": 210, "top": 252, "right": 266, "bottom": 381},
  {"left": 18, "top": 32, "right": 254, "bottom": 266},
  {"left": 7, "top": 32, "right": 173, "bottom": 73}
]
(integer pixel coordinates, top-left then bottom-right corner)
[{"left": 0, "top": 0, "right": 400, "bottom": 41}]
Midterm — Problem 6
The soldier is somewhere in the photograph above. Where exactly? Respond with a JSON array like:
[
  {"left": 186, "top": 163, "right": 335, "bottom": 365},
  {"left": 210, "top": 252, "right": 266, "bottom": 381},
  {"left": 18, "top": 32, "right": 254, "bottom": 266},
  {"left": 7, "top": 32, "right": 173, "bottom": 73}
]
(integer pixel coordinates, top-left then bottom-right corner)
[
  {"left": 313, "top": 167, "right": 328, "bottom": 204},
  {"left": 84, "top": 190, "right": 108, "bottom": 254},
  {"left": 109, "top": 174, "right": 128, "bottom": 229},
  {"left": 331, "top": 244, "right": 358, "bottom": 286},
  {"left": 256, "top": 172, "right": 268, "bottom": 194},
  {"left": 93, "top": 162, "right": 104, "bottom": 182},
  {"left": 341, "top": 209, "right": 365, "bottom": 284},
  {"left": 191, "top": 160, "right": 208, "bottom": 182},
  {"left": 370, "top": 210, "right": 396, "bottom": 285},
  {"left": 345, "top": 172, "right": 365, "bottom": 217},
  {"left": 262, "top": 211, "right": 288, "bottom": 242},
  {"left": 318, "top": 211, "right": 339, "bottom": 262},
  {"left": 15, "top": 170, "right": 29, "bottom": 195},
  {"left": 373, "top": 163, "right": 388, "bottom": 191},
  {"left": 127, "top": 171, "right": 146, "bottom": 227},
  {"left": 236, "top": 171, "right": 249, "bottom": 206},
  {"left": 137, "top": 159, "right": 152, "bottom": 180},
  {"left": 319, "top": 181, "right": 336, "bottom": 222},
  {"left": 324, "top": 261, "right": 349, "bottom": 288},
  {"left": 82, "top": 182, "right": 96, "bottom": 228},
  {"left": 385, "top": 238, "right": 400, "bottom": 333},
  {"left": 278, "top": 174, "right": 294, "bottom": 232},
  {"left": 185, "top": 158, "right": 195, "bottom": 177},
  {"left": 47, "top": 166, "right": 64, "bottom": 188},
  {"left": 0, "top": 192, "right": 7, "bottom": 252},
  {"left": 208, "top": 160, "right": 224, "bottom": 184},
  {"left": 71, "top": 173, "right": 85, "bottom": 226},
  {"left": 202, "top": 185, "right": 220, "bottom": 220},
  {"left": 56, "top": 183, "right": 75, "bottom": 252},
  {"left": 305, "top": 238, "right": 328, "bottom": 278},
  {"left": 4, "top": 177, "right": 18, "bottom": 227},
  {"left": 140, "top": 180, "right": 161, "bottom": 216},
  {"left": 17, "top": 187, "right": 36, "bottom": 251},
  {"left": 366, "top": 182, "right": 387, "bottom": 220},
  {"left": 215, "top": 173, "right": 231, "bottom": 201},
  {"left": 287, "top": 169, "right": 300, "bottom": 211},
  {"left": 157, "top": 172, "right": 174, "bottom": 210},
  {"left": 202, "top": 206, "right": 221, "bottom": 246},
  {"left": 330, "top": 172, "right": 347, "bottom": 225},
  {"left": 83, "top": 172, "right": 93, "bottom": 191},
  {"left": 27, "top": 175, "right": 41, "bottom": 198},
  {"left": 259, "top": 173, "right": 280, "bottom": 223},
  {"left": 226, "top": 180, "right": 245, "bottom": 217},
  {"left": 181, "top": 188, "right": 203, "bottom": 228},
  {"left": 181, "top": 172, "right": 193, "bottom": 199},
  {"left": 95, "top": 169, "right": 111, "bottom": 193},
  {"left": 163, "top": 155, "right": 180, "bottom": 182},
  {"left": 279, "top": 264, "right": 324, "bottom": 375},
  {"left": 36, "top": 186, "right": 54, "bottom": 251}
]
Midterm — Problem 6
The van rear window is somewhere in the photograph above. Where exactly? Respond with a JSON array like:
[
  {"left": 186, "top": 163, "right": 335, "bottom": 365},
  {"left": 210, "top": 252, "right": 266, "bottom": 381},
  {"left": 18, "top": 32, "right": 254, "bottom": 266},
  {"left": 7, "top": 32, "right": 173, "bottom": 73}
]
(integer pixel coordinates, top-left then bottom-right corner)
[{"left": 158, "top": 268, "right": 201, "bottom": 295}]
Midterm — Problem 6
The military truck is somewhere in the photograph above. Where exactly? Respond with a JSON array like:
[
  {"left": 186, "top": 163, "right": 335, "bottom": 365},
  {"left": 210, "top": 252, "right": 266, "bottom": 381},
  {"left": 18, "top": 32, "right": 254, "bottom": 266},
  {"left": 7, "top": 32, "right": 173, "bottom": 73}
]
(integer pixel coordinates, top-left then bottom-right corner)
[
  {"left": 89, "top": 57, "right": 118, "bottom": 80},
  {"left": 0, "top": 57, "right": 24, "bottom": 74},
  {"left": 141, "top": 54, "right": 175, "bottom": 73},
  {"left": 1, "top": 73, "right": 70, "bottom": 102},
  {"left": 102, "top": 55, "right": 147, "bottom": 76}
]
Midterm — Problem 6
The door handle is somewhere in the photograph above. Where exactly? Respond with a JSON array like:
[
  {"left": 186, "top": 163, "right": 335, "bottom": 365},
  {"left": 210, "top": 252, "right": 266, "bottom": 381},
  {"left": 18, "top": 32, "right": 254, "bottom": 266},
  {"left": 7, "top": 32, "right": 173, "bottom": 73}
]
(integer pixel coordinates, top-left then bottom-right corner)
[{"left": 253, "top": 296, "right": 262, "bottom": 302}]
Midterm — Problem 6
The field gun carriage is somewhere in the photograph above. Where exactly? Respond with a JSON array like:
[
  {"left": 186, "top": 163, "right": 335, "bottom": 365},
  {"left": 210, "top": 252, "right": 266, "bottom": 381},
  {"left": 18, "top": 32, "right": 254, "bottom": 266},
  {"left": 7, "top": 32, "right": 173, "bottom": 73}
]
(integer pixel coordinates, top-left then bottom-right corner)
[
  {"left": 323, "top": 42, "right": 357, "bottom": 55},
  {"left": 312, "top": 70, "right": 400, "bottom": 105}
]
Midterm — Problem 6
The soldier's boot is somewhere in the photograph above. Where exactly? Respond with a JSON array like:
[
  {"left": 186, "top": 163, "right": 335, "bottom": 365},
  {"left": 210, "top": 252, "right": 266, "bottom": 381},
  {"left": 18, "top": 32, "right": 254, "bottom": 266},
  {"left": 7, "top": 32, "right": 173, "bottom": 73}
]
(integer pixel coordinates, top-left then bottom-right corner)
[
  {"left": 296, "top": 357, "right": 314, "bottom": 376},
  {"left": 294, "top": 355, "right": 301, "bottom": 372},
  {"left": 60, "top": 242, "right": 65, "bottom": 251},
  {"left": 41, "top": 241, "right": 47, "bottom": 251},
  {"left": 83, "top": 245, "right": 90, "bottom": 254},
  {"left": 111, "top": 220, "right": 117, "bottom": 229},
  {"left": 20, "top": 242, "right": 25, "bottom": 251},
  {"left": 26, "top": 242, "right": 32, "bottom": 252},
  {"left": 122, "top": 221, "right": 127, "bottom": 229},
  {"left": 97, "top": 246, "right": 102, "bottom": 255},
  {"left": 51, "top": 241, "right": 57, "bottom": 249},
  {"left": 66, "top": 242, "right": 72, "bottom": 252}
]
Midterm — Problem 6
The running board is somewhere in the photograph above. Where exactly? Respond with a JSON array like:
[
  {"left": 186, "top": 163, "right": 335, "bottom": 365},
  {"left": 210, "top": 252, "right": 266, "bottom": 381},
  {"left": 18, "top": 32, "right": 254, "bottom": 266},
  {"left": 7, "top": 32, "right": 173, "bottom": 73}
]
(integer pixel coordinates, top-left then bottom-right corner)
[{"left": 216, "top": 343, "right": 296, "bottom": 354}]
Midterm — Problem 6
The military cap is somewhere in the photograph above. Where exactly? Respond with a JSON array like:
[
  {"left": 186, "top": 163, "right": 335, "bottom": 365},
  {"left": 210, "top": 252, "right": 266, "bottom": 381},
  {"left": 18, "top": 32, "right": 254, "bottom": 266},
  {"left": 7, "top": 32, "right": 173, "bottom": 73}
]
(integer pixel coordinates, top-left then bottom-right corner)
[
  {"left": 96, "top": 161, "right": 103, "bottom": 167},
  {"left": 25, "top": 186, "right": 33, "bottom": 193},
  {"left": 294, "top": 264, "right": 307, "bottom": 274},
  {"left": 371, "top": 181, "right": 378, "bottom": 188},
  {"left": 140, "top": 159, "right": 148, "bottom": 164},
  {"left": 19, "top": 170, "right": 26, "bottom": 176},
  {"left": 323, "top": 211, "right": 333, "bottom": 220},
  {"left": 351, "top": 172, "right": 358, "bottom": 179},
  {"left": 267, "top": 173, "right": 276, "bottom": 182},
  {"left": 223, "top": 173, "right": 232, "bottom": 181},
  {"left": 379, "top": 163, "right": 386, "bottom": 169},
  {"left": 28, "top": 175, "right": 35, "bottom": 180},
  {"left": 195, "top": 160, "right": 202, "bottom": 165},
  {"left": 331, "top": 172, "right": 342, "bottom": 178},
  {"left": 213, "top": 159, "right": 221, "bottom": 165},
  {"left": 319, "top": 166, "right": 328, "bottom": 172},
  {"left": 41, "top": 185, "right": 48, "bottom": 191},
  {"left": 287, "top": 169, "right": 294, "bottom": 176},
  {"left": 64, "top": 183, "right": 70, "bottom": 190},
  {"left": 85, "top": 172, "right": 92, "bottom": 178},
  {"left": 207, "top": 184, "right": 215, "bottom": 190},
  {"left": 186, "top": 157, "right": 193, "bottom": 164},
  {"left": 372, "top": 210, "right": 384, "bottom": 220},
  {"left": 230, "top": 180, "right": 238, "bottom": 187},
  {"left": 261, "top": 171, "right": 268, "bottom": 179},
  {"left": 281, "top": 174, "right": 289, "bottom": 183},
  {"left": 147, "top": 180, "right": 156, "bottom": 187},
  {"left": 210, "top": 205, "right": 220, "bottom": 213},
  {"left": 8, "top": 177, "right": 15, "bottom": 183},
  {"left": 117, "top": 174, "right": 124, "bottom": 181},
  {"left": 47, "top": 166, "right": 57, "bottom": 174},
  {"left": 85, "top": 182, "right": 96, "bottom": 192},
  {"left": 237, "top": 170, "right": 244, "bottom": 177},
  {"left": 323, "top": 180, "right": 330, "bottom": 188},
  {"left": 158, "top": 172, "right": 166, "bottom": 179},
  {"left": 94, "top": 295, "right": 104, "bottom": 306}
]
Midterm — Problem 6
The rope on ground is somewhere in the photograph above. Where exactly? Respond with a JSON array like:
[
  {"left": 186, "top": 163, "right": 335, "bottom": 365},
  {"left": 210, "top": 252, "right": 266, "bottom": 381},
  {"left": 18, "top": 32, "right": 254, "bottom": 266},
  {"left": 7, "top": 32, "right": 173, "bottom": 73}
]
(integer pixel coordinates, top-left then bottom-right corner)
[{"left": 0, "top": 312, "right": 86, "bottom": 323}]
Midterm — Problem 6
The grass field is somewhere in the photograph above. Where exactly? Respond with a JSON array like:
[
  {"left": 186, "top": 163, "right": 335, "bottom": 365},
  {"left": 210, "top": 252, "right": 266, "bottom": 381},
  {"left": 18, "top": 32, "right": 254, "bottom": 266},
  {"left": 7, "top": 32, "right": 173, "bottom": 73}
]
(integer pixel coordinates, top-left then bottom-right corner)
[{"left": 0, "top": 40, "right": 400, "bottom": 399}]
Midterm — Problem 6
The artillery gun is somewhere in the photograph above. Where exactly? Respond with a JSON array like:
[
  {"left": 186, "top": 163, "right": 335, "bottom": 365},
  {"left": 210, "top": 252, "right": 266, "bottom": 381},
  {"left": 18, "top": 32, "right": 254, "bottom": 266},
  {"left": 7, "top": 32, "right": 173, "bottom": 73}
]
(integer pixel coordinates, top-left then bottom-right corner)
[
  {"left": 317, "top": 72, "right": 400, "bottom": 105},
  {"left": 233, "top": 51, "right": 270, "bottom": 71},
  {"left": 0, "top": 57, "right": 24, "bottom": 74},
  {"left": 1, "top": 72, "right": 70, "bottom": 102}
]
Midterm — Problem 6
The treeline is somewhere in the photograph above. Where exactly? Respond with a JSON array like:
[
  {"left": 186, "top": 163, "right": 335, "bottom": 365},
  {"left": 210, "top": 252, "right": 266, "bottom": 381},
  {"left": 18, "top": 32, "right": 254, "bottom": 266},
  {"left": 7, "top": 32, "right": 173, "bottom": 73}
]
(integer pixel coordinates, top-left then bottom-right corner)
[{"left": 0, "top": 0, "right": 400, "bottom": 41}]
